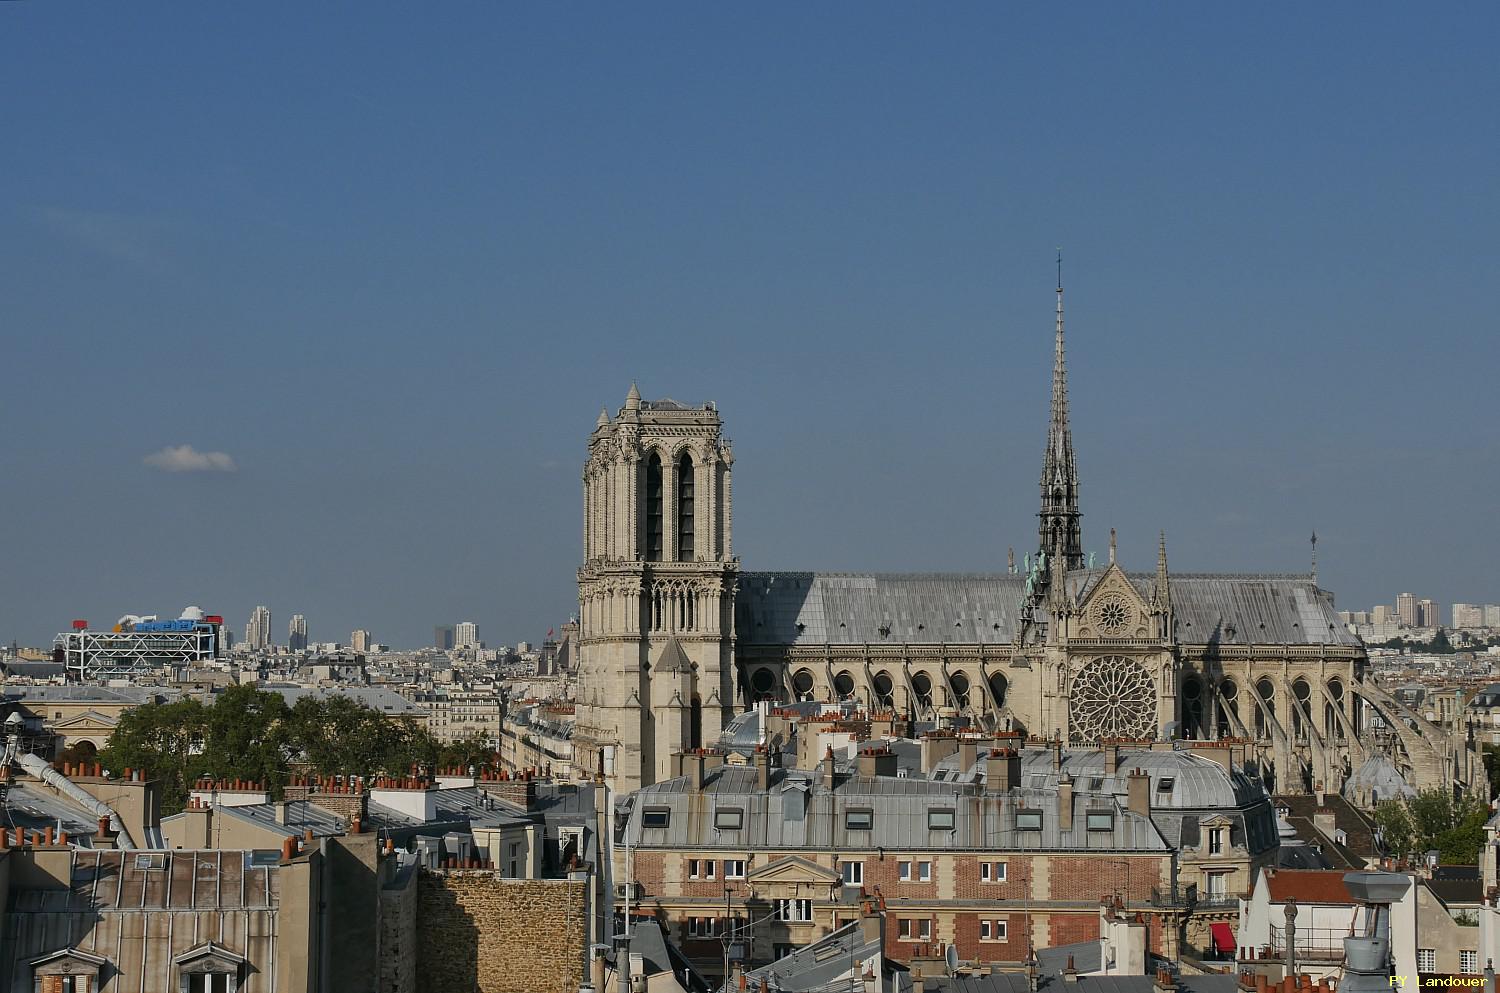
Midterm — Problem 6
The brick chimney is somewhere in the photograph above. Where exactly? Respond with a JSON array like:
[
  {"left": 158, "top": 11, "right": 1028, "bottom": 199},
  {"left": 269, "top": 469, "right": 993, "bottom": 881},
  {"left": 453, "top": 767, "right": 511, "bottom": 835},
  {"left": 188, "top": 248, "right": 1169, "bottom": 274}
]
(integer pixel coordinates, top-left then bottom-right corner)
[
  {"left": 755, "top": 747, "right": 771, "bottom": 791},
  {"left": 958, "top": 737, "right": 978, "bottom": 773},
  {"left": 856, "top": 745, "right": 896, "bottom": 779},
  {"left": 822, "top": 746, "right": 837, "bottom": 791},
  {"left": 920, "top": 734, "right": 958, "bottom": 774},
  {"left": 986, "top": 749, "right": 1022, "bottom": 793},
  {"left": 1105, "top": 741, "right": 1120, "bottom": 775},
  {"left": 1058, "top": 774, "right": 1074, "bottom": 833},
  {"left": 1126, "top": 770, "right": 1151, "bottom": 816}
]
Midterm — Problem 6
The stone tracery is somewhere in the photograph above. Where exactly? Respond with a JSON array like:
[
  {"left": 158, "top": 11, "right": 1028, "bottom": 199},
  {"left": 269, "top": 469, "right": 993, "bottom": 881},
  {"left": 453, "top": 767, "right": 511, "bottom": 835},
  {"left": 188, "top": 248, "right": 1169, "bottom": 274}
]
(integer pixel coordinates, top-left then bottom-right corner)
[{"left": 1069, "top": 656, "right": 1156, "bottom": 740}]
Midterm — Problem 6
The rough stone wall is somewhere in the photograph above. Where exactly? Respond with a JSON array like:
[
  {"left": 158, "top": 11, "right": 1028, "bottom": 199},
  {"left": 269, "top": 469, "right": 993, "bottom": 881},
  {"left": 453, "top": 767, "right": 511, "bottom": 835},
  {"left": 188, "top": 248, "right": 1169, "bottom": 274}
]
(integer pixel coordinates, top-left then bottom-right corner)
[
  {"left": 380, "top": 867, "right": 418, "bottom": 993},
  {"left": 417, "top": 869, "right": 587, "bottom": 993}
]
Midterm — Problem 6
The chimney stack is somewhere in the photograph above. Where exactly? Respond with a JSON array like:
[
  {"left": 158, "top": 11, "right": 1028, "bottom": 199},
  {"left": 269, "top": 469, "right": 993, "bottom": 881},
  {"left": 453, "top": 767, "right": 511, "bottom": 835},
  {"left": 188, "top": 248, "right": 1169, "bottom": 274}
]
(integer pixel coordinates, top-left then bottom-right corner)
[
  {"left": 1058, "top": 774, "right": 1074, "bottom": 833},
  {"left": 1313, "top": 807, "right": 1337, "bottom": 842},
  {"left": 1105, "top": 741, "right": 1120, "bottom": 775},
  {"left": 985, "top": 749, "right": 1022, "bottom": 793},
  {"left": 822, "top": 746, "right": 837, "bottom": 791},
  {"left": 920, "top": 734, "right": 958, "bottom": 774},
  {"left": 958, "top": 737, "right": 978, "bottom": 773},
  {"left": 1126, "top": 770, "right": 1151, "bottom": 816}
]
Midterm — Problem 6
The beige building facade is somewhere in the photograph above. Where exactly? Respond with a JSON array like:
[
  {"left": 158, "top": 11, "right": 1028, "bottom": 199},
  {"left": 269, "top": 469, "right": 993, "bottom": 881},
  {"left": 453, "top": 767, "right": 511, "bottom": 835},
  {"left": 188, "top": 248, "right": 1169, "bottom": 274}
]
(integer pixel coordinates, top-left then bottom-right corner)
[{"left": 572, "top": 386, "right": 739, "bottom": 792}]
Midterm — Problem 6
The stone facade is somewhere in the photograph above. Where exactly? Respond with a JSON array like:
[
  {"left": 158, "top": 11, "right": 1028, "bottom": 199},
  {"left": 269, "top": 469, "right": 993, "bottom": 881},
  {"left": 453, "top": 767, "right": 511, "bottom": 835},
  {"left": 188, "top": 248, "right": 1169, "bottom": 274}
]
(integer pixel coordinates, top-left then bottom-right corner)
[
  {"left": 573, "top": 286, "right": 1485, "bottom": 802},
  {"left": 573, "top": 386, "right": 739, "bottom": 792},
  {"left": 415, "top": 870, "right": 588, "bottom": 993}
]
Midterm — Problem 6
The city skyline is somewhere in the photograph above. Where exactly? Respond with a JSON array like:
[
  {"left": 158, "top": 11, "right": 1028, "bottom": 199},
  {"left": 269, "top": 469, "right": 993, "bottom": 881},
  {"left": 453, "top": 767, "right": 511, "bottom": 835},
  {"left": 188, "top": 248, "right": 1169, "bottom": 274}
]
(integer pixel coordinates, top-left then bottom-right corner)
[{"left": 3, "top": 5, "right": 1497, "bottom": 649}]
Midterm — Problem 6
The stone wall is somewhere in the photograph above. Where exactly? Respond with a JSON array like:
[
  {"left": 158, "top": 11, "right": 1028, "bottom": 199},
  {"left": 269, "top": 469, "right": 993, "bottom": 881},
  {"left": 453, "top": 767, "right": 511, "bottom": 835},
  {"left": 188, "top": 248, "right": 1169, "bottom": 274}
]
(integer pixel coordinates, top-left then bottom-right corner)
[
  {"left": 379, "top": 865, "right": 418, "bottom": 993},
  {"left": 416, "top": 869, "right": 588, "bottom": 993}
]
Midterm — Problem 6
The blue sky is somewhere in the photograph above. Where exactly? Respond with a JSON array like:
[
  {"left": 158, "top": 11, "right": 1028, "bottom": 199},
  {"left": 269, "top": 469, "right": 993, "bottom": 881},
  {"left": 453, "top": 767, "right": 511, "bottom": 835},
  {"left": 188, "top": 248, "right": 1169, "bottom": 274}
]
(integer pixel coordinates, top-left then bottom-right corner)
[{"left": 2, "top": 4, "right": 1496, "bottom": 649}]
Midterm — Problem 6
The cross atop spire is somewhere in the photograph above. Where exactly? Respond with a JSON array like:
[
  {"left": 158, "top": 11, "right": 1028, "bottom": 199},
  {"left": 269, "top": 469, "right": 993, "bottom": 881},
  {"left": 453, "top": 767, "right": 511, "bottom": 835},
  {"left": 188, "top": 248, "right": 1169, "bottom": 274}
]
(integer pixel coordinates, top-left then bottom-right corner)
[{"left": 1038, "top": 251, "right": 1084, "bottom": 572}]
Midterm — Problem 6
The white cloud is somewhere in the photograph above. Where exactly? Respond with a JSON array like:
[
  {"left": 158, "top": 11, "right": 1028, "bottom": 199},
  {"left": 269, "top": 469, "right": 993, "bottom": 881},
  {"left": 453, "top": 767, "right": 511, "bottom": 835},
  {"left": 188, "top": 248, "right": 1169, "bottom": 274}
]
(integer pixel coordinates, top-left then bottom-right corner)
[{"left": 143, "top": 445, "right": 237, "bottom": 473}]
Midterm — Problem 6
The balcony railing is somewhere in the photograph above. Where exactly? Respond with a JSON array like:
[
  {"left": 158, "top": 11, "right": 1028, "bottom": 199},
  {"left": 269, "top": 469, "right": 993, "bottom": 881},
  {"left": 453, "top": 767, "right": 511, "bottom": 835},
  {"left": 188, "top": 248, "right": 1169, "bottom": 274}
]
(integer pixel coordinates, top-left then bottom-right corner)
[{"left": 1267, "top": 924, "right": 1348, "bottom": 961}]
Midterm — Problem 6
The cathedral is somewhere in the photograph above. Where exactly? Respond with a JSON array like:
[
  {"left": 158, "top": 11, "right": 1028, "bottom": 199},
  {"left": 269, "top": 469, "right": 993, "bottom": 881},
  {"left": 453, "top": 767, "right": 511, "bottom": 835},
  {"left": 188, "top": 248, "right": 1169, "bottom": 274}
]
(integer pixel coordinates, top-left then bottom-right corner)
[{"left": 571, "top": 279, "right": 1483, "bottom": 802}]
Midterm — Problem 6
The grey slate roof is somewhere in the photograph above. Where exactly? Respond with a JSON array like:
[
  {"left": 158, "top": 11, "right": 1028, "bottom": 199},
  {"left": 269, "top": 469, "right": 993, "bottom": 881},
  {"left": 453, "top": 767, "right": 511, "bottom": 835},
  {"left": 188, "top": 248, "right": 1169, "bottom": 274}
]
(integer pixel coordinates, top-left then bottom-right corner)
[
  {"left": 4, "top": 685, "right": 170, "bottom": 704},
  {"left": 919, "top": 976, "right": 1243, "bottom": 993},
  {"left": 261, "top": 684, "right": 423, "bottom": 716},
  {"left": 736, "top": 571, "right": 1358, "bottom": 647},
  {"left": 625, "top": 765, "right": 1169, "bottom": 853},
  {"left": 926, "top": 747, "right": 1278, "bottom": 855},
  {"left": 744, "top": 918, "right": 879, "bottom": 992}
]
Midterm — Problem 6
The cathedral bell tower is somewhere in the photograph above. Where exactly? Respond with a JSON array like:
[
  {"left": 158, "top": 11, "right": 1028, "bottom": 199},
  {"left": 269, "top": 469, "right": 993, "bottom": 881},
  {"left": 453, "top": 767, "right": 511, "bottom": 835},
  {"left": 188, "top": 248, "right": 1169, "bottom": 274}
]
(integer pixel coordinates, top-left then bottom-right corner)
[{"left": 572, "top": 385, "right": 738, "bottom": 793}]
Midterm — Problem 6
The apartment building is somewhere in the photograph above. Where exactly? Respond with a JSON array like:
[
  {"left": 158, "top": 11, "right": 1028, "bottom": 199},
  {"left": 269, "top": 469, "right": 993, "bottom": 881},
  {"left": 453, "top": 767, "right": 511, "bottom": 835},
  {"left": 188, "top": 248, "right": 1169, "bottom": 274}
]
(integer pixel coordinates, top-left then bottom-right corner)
[{"left": 618, "top": 742, "right": 1278, "bottom": 981}]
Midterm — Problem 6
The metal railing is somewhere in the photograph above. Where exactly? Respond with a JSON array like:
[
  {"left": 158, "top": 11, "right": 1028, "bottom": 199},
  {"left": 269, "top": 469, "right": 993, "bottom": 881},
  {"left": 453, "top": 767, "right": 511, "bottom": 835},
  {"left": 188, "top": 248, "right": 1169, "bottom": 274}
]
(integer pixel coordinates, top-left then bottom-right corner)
[{"left": 1267, "top": 924, "right": 1348, "bottom": 961}]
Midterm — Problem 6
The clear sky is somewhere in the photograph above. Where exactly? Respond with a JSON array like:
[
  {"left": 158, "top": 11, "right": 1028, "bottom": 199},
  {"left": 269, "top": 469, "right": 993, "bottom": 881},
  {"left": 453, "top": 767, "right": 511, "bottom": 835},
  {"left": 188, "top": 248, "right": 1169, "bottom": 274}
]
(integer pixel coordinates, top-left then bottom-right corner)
[{"left": 3, "top": 4, "right": 1496, "bottom": 649}]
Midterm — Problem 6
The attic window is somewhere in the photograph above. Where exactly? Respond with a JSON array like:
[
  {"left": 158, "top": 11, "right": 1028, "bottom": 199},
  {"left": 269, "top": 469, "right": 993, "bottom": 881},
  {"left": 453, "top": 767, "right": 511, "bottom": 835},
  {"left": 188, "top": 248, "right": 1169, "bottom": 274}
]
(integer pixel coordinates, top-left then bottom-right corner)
[
  {"left": 928, "top": 808, "right": 956, "bottom": 830},
  {"left": 846, "top": 808, "right": 874, "bottom": 831},
  {"left": 1016, "top": 809, "right": 1043, "bottom": 831},
  {"left": 1156, "top": 777, "right": 1175, "bottom": 793},
  {"left": 1088, "top": 777, "right": 1104, "bottom": 790},
  {"left": 714, "top": 808, "right": 744, "bottom": 831},
  {"left": 1086, "top": 811, "right": 1115, "bottom": 832},
  {"left": 135, "top": 853, "right": 165, "bottom": 870},
  {"left": 642, "top": 807, "right": 671, "bottom": 829}
]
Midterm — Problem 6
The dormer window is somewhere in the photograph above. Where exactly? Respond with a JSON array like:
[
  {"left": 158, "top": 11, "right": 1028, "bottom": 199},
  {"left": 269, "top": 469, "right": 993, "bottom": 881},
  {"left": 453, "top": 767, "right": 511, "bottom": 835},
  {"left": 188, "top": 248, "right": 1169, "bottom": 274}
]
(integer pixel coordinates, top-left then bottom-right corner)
[{"left": 1209, "top": 827, "right": 1224, "bottom": 855}]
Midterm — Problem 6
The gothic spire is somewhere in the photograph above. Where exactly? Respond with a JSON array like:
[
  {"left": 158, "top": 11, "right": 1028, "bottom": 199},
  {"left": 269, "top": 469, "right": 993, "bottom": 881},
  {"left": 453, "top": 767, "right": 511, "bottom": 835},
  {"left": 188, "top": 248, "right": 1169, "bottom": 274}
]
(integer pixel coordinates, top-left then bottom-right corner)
[
  {"left": 1038, "top": 251, "right": 1084, "bottom": 571},
  {"left": 1155, "top": 531, "right": 1171, "bottom": 609}
]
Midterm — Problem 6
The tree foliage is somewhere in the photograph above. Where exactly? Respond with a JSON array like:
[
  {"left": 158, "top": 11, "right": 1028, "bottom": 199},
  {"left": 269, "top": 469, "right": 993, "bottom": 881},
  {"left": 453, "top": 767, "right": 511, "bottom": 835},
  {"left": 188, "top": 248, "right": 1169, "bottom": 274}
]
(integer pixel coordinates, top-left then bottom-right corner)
[
  {"left": 100, "top": 687, "right": 455, "bottom": 815},
  {"left": 100, "top": 697, "right": 209, "bottom": 814},
  {"left": 1372, "top": 787, "right": 1489, "bottom": 865}
]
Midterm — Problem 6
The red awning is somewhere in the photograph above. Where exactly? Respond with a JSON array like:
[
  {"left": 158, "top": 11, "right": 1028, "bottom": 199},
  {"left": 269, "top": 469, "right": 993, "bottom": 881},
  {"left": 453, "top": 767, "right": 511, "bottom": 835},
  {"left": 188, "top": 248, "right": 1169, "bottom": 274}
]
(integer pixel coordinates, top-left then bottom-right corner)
[{"left": 1211, "top": 922, "right": 1236, "bottom": 954}]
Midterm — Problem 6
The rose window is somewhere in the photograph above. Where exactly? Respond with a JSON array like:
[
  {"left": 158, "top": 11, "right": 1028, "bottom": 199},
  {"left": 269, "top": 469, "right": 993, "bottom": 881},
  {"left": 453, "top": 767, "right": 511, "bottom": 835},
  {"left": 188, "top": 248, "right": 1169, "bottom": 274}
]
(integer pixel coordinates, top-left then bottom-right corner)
[
  {"left": 1092, "top": 594, "right": 1133, "bottom": 635},
  {"left": 1069, "top": 656, "right": 1157, "bottom": 740}
]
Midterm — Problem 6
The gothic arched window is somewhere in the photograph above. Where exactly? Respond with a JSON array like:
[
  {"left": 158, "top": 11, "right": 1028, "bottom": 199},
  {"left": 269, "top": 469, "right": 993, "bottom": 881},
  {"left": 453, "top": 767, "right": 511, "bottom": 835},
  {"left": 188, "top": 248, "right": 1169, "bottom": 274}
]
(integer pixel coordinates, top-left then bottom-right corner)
[
  {"left": 676, "top": 452, "right": 695, "bottom": 561},
  {"left": 645, "top": 453, "right": 663, "bottom": 561}
]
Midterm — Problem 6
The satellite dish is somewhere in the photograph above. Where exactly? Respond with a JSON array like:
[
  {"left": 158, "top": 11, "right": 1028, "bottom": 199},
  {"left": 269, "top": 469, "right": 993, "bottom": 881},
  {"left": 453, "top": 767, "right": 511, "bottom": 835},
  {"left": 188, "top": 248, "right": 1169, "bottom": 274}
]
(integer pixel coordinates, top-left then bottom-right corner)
[{"left": 945, "top": 944, "right": 960, "bottom": 974}]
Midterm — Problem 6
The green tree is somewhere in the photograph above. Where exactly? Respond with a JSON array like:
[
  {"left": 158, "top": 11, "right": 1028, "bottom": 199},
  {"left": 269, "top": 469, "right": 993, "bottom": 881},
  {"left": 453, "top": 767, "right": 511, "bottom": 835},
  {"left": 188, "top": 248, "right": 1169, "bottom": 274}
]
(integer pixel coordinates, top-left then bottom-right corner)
[
  {"left": 202, "top": 683, "right": 292, "bottom": 792},
  {"left": 437, "top": 733, "right": 496, "bottom": 771},
  {"left": 99, "top": 697, "right": 209, "bottom": 814},
  {"left": 283, "top": 695, "right": 439, "bottom": 780},
  {"left": 1373, "top": 787, "right": 1489, "bottom": 864}
]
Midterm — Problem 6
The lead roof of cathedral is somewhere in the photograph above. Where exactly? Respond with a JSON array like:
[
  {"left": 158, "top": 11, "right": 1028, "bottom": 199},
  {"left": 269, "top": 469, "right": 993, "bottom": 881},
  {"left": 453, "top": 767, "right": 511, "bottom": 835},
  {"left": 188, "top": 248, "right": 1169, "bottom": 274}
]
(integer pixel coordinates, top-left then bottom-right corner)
[{"left": 735, "top": 570, "right": 1359, "bottom": 647}]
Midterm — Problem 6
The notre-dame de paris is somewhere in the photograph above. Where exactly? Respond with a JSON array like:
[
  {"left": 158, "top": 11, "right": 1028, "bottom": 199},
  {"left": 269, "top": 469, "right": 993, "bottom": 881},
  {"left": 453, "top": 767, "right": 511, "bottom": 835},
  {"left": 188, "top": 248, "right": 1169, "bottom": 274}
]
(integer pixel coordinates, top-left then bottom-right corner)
[{"left": 571, "top": 277, "right": 1482, "bottom": 803}]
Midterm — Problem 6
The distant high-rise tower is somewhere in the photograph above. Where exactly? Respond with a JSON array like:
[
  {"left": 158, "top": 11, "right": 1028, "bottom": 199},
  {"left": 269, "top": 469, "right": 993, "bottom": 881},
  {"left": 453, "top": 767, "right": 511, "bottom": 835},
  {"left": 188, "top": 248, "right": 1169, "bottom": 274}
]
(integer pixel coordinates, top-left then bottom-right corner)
[
  {"left": 574, "top": 384, "right": 738, "bottom": 792},
  {"left": 1418, "top": 599, "right": 1440, "bottom": 628},
  {"left": 1453, "top": 604, "right": 1484, "bottom": 628},
  {"left": 245, "top": 605, "right": 272, "bottom": 652},
  {"left": 351, "top": 629, "right": 372, "bottom": 653},
  {"left": 434, "top": 625, "right": 455, "bottom": 650},
  {"left": 455, "top": 621, "right": 479, "bottom": 649},
  {"left": 1396, "top": 592, "right": 1418, "bottom": 628},
  {"left": 288, "top": 614, "right": 308, "bottom": 651}
]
